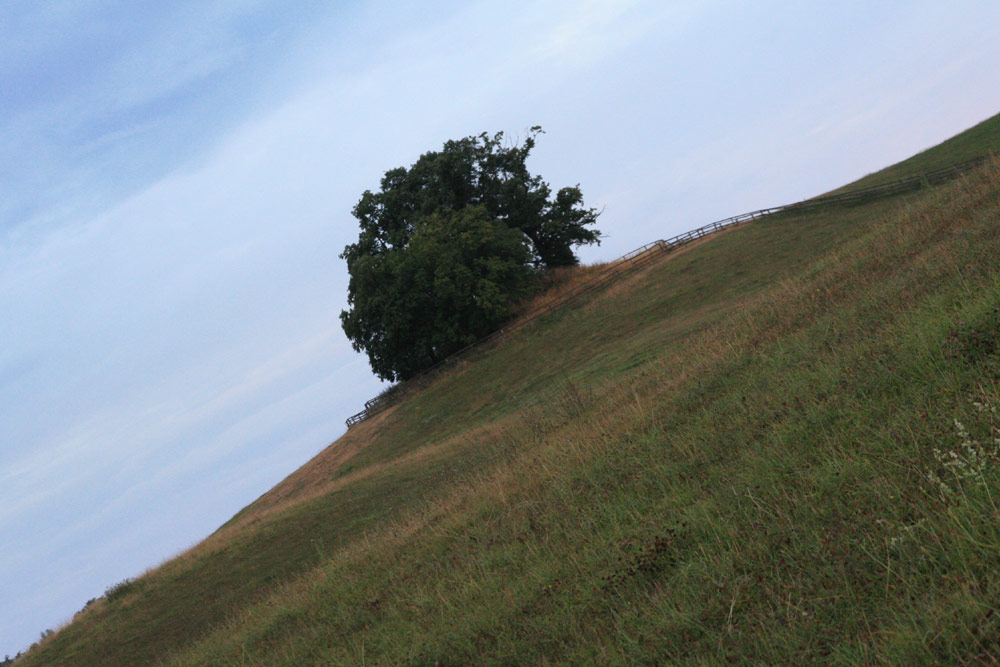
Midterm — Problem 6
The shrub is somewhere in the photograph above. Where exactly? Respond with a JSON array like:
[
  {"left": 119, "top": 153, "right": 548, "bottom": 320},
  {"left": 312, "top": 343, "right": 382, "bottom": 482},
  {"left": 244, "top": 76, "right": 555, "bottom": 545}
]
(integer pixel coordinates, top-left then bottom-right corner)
[{"left": 104, "top": 578, "right": 136, "bottom": 602}]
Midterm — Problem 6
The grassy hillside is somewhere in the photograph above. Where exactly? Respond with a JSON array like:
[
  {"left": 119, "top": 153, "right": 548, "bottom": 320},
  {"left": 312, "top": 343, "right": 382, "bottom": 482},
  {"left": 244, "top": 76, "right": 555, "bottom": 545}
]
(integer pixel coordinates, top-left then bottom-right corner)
[
  {"left": 22, "top": 136, "right": 1000, "bottom": 663},
  {"left": 834, "top": 110, "right": 1000, "bottom": 193}
]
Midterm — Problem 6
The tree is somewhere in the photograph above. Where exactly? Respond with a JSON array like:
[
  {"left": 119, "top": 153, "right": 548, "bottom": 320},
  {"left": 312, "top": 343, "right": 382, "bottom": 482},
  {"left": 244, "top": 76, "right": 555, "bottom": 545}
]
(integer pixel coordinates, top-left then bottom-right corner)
[
  {"left": 341, "top": 128, "right": 601, "bottom": 381},
  {"left": 341, "top": 206, "right": 536, "bottom": 381}
]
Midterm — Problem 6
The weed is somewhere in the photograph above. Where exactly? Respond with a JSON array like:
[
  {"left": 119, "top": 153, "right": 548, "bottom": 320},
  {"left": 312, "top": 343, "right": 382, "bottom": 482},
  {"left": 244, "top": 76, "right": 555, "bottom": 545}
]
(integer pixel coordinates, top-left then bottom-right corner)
[
  {"left": 103, "top": 578, "right": 136, "bottom": 603},
  {"left": 926, "top": 398, "right": 1000, "bottom": 502},
  {"left": 601, "top": 530, "right": 679, "bottom": 591}
]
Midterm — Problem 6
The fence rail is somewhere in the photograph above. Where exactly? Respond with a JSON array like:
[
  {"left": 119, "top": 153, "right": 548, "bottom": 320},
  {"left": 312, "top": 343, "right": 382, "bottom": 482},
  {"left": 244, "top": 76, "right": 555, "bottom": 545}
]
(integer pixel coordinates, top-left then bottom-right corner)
[{"left": 345, "top": 153, "right": 995, "bottom": 427}]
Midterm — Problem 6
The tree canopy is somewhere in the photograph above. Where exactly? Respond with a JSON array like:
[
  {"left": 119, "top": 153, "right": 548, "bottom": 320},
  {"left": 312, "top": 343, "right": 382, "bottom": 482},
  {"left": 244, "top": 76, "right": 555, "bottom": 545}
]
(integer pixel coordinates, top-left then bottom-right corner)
[{"left": 340, "top": 128, "right": 601, "bottom": 381}]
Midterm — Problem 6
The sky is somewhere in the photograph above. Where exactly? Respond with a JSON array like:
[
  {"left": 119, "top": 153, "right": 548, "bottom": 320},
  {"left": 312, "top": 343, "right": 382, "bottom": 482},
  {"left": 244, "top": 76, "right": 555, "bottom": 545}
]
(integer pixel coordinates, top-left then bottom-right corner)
[{"left": 1, "top": 0, "right": 998, "bottom": 656}]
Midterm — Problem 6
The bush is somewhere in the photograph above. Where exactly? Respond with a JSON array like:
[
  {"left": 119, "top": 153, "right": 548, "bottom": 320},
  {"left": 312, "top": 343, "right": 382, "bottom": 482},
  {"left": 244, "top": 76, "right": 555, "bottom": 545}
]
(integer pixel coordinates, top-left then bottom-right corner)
[{"left": 104, "top": 578, "right": 136, "bottom": 602}]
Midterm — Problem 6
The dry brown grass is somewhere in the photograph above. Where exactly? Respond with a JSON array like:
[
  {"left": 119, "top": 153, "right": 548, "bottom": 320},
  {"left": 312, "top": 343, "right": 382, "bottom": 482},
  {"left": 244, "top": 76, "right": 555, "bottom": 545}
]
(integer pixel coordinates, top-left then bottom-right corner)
[
  {"left": 221, "top": 413, "right": 528, "bottom": 535},
  {"left": 510, "top": 263, "right": 610, "bottom": 323},
  {"left": 494, "top": 227, "right": 741, "bottom": 339}
]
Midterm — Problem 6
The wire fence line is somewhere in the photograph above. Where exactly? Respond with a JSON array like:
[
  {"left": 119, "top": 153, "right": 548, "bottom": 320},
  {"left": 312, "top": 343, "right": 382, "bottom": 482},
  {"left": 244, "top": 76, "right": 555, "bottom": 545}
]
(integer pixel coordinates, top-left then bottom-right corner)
[{"left": 345, "top": 153, "right": 996, "bottom": 428}]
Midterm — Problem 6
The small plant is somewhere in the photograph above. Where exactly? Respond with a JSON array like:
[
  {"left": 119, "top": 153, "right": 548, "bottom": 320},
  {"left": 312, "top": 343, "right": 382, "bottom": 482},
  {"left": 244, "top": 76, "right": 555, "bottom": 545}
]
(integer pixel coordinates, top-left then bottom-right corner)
[
  {"left": 927, "top": 398, "right": 1000, "bottom": 501},
  {"left": 104, "top": 577, "right": 136, "bottom": 603},
  {"left": 600, "top": 530, "right": 679, "bottom": 591},
  {"left": 74, "top": 597, "right": 99, "bottom": 619}
]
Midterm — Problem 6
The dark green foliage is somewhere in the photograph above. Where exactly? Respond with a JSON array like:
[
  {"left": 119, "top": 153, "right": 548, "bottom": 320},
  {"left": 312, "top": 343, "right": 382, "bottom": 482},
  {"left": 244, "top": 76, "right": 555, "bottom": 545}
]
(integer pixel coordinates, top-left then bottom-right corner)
[
  {"left": 342, "top": 206, "right": 538, "bottom": 381},
  {"left": 341, "top": 128, "right": 601, "bottom": 381}
]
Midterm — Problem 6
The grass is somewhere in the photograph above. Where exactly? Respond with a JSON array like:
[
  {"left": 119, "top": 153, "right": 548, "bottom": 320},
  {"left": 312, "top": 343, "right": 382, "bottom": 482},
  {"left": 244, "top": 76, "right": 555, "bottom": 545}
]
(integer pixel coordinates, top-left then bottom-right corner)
[{"left": 19, "top": 125, "right": 1000, "bottom": 665}]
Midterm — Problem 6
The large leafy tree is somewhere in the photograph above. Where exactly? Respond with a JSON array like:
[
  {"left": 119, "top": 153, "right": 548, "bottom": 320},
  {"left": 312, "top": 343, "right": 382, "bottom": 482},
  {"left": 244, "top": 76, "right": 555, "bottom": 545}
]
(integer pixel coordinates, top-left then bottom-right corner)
[{"left": 340, "top": 128, "right": 601, "bottom": 381}]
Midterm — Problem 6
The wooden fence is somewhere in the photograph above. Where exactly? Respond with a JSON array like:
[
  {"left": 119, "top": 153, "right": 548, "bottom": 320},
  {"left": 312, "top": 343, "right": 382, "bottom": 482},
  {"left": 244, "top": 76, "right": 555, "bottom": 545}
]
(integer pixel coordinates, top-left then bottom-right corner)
[{"left": 346, "top": 154, "right": 995, "bottom": 427}]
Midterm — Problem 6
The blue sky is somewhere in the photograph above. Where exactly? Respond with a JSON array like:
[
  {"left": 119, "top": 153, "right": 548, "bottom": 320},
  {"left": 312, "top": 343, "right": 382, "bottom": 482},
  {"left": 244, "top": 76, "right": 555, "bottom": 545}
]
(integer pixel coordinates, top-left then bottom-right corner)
[{"left": 2, "top": 0, "right": 999, "bottom": 656}]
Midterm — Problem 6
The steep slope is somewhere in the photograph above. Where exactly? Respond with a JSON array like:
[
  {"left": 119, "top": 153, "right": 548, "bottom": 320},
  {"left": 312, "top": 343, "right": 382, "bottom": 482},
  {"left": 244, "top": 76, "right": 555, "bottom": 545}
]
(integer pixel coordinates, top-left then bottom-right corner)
[{"left": 22, "top": 131, "right": 1000, "bottom": 664}]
